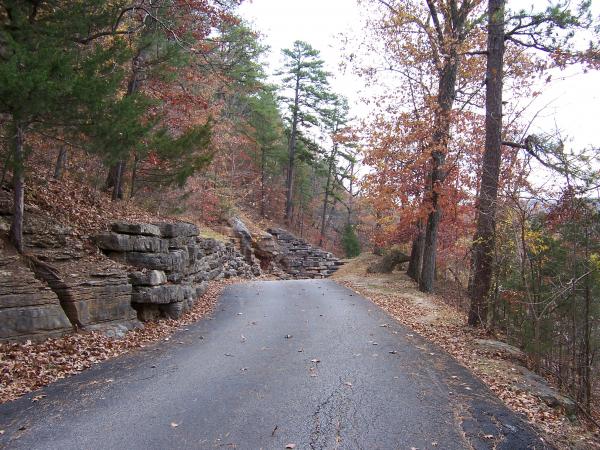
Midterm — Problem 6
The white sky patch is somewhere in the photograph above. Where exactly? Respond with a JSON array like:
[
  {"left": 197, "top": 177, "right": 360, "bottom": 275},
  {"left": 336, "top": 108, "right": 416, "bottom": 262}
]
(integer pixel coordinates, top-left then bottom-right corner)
[{"left": 238, "top": 0, "right": 600, "bottom": 150}]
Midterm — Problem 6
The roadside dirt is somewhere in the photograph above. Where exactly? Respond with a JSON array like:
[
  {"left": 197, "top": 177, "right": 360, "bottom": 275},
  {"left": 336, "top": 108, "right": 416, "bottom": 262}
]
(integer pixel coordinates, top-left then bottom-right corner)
[{"left": 332, "top": 253, "right": 600, "bottom": 450}]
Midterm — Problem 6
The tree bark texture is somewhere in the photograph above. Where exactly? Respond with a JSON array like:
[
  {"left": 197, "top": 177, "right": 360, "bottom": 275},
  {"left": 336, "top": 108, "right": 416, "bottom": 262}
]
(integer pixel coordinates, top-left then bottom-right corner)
[
  {"left": 9, "top": 123, "right": 25, "bottom": 253},
  {"left": 419, "top": 52, "right": 459, "bottom": 293},
  {"left": 407, "top": 219, "right": 425, "bottom": 282},
  {"left": 319, "top": 144, "right": 336, "bottom": 247},
  {"left": 468, "top": 0, "right": 506, "bottom": 327},
  {"left": 53, "top": 147, "right": 67, "bottom": 180}
]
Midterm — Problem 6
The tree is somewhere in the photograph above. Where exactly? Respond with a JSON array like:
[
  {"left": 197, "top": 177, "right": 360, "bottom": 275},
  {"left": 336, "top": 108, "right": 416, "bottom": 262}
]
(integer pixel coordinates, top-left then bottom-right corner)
[
  {"left": 468, "top": 0, "right": 599, "bottom": 327},
  {"left": 245, "top": 86, "right": 287, "bottom": 217},
  {"left": 415, "top": 0, "right": 479, "bottom": 293},
  {"left": 468, "top": 0, "right": 506, "bottom": 326},
  {"left": 278, "top": 41, "right": 332, "bottom": 224},
  {"left": 367, "top": 0, "right": 482, "bottom": 293},
  {"left": 318, "top": 96, "right": 352, "bottom": 246},
  {"left": 0, "top": 1, "right": 131, "bottom": 252},
  {"left": 342, "top": 223, "right": 361, "bottom": 258}
]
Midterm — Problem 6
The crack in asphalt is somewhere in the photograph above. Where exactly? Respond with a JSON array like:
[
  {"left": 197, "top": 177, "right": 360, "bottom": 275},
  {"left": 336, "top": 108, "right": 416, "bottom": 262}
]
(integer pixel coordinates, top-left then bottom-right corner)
[{"left": 309, "top": 376, "right": 356, "bottom": 450}]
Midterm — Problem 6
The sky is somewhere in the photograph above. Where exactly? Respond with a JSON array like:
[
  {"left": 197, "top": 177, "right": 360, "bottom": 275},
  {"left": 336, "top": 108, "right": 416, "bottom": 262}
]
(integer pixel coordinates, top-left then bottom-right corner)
[{"left": 238, "top": 0, "right": 600, "bottom": 150}]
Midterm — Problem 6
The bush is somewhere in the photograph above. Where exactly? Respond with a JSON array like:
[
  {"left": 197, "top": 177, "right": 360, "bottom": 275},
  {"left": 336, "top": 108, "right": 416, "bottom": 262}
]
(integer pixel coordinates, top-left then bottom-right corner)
[{"left": 342, "top": 224, "right": 361, "bottom": 258}]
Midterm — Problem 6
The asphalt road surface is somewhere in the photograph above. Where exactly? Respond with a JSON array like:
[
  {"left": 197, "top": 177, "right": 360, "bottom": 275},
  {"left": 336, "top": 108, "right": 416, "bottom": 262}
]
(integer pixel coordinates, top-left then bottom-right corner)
[{"left": 0, "top": 279, "right": 549, "bottom": 450}]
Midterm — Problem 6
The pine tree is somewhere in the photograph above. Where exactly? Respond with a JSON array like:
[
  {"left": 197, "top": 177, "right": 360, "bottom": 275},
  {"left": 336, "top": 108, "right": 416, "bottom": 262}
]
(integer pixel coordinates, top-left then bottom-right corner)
[
  {"left": 278, "top": 41, "right": 332, "bottom": 224},
  {"left": 318, "top": 95, "right": 353, "bottom": 247},
  {"left": 0, "top": 1, "right": 131, "bottom": 252},
  {"left": 246, "top": 87, "right": 287, "bottom": 217},
  {"left": 468, "top": 0, "right": 599, "bottom": 327},
  {"left": 342, "top": 224, "right": 361, "bottom": 258}
]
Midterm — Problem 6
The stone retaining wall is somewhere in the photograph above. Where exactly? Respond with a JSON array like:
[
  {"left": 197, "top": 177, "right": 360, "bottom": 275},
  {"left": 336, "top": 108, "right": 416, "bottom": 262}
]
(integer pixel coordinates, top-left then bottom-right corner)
[
  {"left": 267, "top": 228, "right": 342, "bottom": 278},
  {"left": 0, "top": 213, "right": 260, "bottom": 342},
  {"left": 95, "top": 222, "right": 260, "bottom": 322}
]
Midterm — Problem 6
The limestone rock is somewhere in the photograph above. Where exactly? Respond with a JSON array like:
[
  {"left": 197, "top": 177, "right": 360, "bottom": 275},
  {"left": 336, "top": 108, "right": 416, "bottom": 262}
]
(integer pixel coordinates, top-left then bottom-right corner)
[
  {"left": 132, "top": 285, "right": 184, "bottom": 304},
  {"left": 0, "top": 255, "right": 71, "bottom": 342},
  {"left": 195, "top": 281, "right": 208, "bottom": 298},
  {"left": 94, "top": 232, "right": 168, "bottom": 253},
  {"left": 129, "top": 270, "right": 167, "bottom": 287},
  {"left": 475, "top": 339, "right": 526, "bottom": 361},
  {"left": 134, "top": 304, "right": 161, "bottom": 322},
  {"left": 111, "top": 222, "right": 161, "bottom": 237},
  {"left": 50, "top": 271, "right": 137, "bottom": 328},
  {"left": 154, "top": 222, "right": 199, "bottom": 238},
  {"left": 159, "top": 301, "right": 185, "bottom": 320},
  {"left": 516, "top": 366, "right": 577, "bottom": 415},
  {"left": 119, "top": 250, "right": 189, "bottom": 273},
  {"left": 267, "top": 227, "right": 341, "bottom": 279},
  {"left": 167, "top": 236, "right": 197, "bottom": 249},
  {"left": 228, "top": 217, "right": 254, "bottom": 264}
]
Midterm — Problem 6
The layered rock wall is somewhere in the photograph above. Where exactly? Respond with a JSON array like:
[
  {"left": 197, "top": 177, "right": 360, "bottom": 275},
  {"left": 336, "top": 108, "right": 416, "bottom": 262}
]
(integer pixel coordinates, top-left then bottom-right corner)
[
  {"left": 267, "top": 228, "right": 342, "bottom": 278},
  {"left": 0, "top": 255, "right": 72, "bottom": 341},
  {"left": 0, "top": 209, "right": 260, "bottom": 341},
  {"left": 0, "top": 206, "right": 138, "bottom": 341},
  {"left": 95, "top": 222, "right": 260, "bottom": 322}
]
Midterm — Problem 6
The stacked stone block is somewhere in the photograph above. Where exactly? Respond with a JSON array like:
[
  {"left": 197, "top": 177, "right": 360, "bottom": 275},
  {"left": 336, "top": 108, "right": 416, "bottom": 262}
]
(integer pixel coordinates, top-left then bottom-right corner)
[
  {"left": 95, "top": 222, "right": 260, "bottom": 322},
  {"left": 267, "top": 228, "right": 343, "bottom": 279}
]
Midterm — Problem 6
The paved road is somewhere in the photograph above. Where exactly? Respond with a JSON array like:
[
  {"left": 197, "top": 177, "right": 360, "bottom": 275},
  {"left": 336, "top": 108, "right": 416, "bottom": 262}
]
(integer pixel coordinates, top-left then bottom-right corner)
[{"left": 0, "top": 280, "right": 548, "bottom": 450}]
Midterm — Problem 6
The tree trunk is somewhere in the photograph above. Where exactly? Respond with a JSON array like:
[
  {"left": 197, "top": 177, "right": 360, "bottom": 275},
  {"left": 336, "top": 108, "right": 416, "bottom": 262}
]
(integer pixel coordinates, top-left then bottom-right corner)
[
  {"left": 260, "top": 146, "right": 266, "bottom": 217},
  {"left": 53, "top": 147, "right": 67, "bottom": 180},
  {"left": 419, "top": 52, "right": 459, "bottom": 293},
  {"left": 130, "top": 152, "right": 139, "bottom": 198},
  {"left": 319, "top": 144, "right": 336, "bottom": 246},
  {"left": 468, "top": 0, "right": 506, "bottom": 327},
  {"left": 407, "top": 219, "right": 425, "bottom": 282},
  {"left": 284, "top": 74, "right": 301, "bottom": 224},
  {"left": 111, "top": 160, "right": 125, "bottom": 201},
  {"left": 105, "top": 48, "right": 144, "bottom": 201},
  {"left": 9, "top": 123, "right": 25, "bottom": 253}
]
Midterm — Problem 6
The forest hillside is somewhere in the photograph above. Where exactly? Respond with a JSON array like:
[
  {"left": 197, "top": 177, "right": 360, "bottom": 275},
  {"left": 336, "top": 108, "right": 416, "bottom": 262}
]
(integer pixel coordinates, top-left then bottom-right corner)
[{"left": 1, "top": 1, "right": 600, "bottom": 448}]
